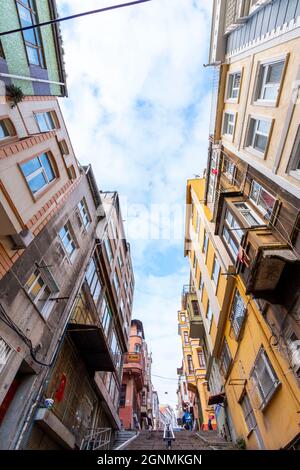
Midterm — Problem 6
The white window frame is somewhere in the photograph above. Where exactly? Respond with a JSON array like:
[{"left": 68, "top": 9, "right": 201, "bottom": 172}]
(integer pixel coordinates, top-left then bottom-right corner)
[
  {"left": 25, "top": 268, "right": 55, "bottom": 319},
  {"left": 59, "top": 223, "right": 76, "bottom": 259},
  {"left": 245, "top": 116, "right": 272, "bottom": 156},
  {"left": 77, "top": 198, "right": 91, "bottom": 229},
  {"left": 0, "top": 336, "right": 12, "bottom": 374},
  {"left": 254, "top": 58, "right": 286, "bottom": 105},
  {"left": 222, "top": 111, "right": 236, "bottom": 139},
  {"left": 288, "top": 125, "right": 300, "bottom": 180},
  {"left": 0, "top": 119, "right": 15, "bottom": 141},
  {"left": 223, "top": 158, "right": 237, "bottom": 184},
  {"left": 212, "top": 256, "right": 221, "bottom": 288},
  {"left": 113, "top": 271, "right": 120, "bottom": 295},
  {"left": 233, "top": 201, "right": 265, "bottom": 227},
  {"left": 202, "top": 230, "right": 209, "bottom": 258},
  {"left": 249, "top": 180, "right": 276, "bottom": 220},
  {"left": 20, "top": 152, "right": 56, "bottom": 195},
  {"left": 230, "top": 289, "right": 246, "bottom": 339},
  {"left": 251, "top": 347, "right": 280, "bottom": 409},
  {"left": 226, "top": 71, "right": 242, "bottom": 102}
]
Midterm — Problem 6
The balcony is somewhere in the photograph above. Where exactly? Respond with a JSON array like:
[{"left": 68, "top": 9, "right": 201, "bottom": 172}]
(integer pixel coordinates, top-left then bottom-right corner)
[
  {"left": 238, "top": 229, "right": 299, "bottom": 303},
  {"left": 186, "top": 293, "right": 205, "bottom": 340},
  {"left": 181, "top": 285, "right": 195, "bottom": 310},
  {"left": 123, "top": 352, "right": 144, "bottom": 391},
  {"left": 67, "top": 285, "right": 114, "bottom": 372}
]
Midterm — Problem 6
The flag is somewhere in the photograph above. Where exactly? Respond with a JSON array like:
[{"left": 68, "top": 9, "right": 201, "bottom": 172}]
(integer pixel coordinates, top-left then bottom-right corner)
[{"left": 55, "top": 373, "right": 67, "bottom": 402}]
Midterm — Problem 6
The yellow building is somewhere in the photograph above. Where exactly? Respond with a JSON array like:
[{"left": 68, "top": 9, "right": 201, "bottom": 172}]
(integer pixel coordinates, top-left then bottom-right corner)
[
  {"left": 177, "top": 285, "right": 216, "bottom": 430},
  {"left": 184, "top": 176, "right": 300, "bottom": 448},
  {"left": 178, "top": 0, "right": 300, "bottom": 449}
]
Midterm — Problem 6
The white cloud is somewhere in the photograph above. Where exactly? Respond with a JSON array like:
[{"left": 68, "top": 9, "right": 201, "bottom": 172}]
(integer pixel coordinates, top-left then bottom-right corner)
[{"left": 57, "top": 0, "right": 212, "bottom": 408}]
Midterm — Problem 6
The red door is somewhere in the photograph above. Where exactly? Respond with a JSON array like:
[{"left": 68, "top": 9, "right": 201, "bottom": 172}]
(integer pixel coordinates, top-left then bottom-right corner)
[{"left": 0, "top": 377, "right": 21, "bottom": 425}]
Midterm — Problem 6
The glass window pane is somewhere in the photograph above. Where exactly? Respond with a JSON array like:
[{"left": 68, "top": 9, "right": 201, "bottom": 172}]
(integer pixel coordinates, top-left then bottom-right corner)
[
  {"left": 26, "top": 45, "right": 40, "bottom": 65},
  {"left": 30, "top": 276, "right": 44, "bottom": 300},
  {"left": 0, "top": 121, "right": 9, "bottom": 139},
  {"left": 257, "top": 120, "right": 270, "bottom": 134},
  {"left": 35, "top": 114, "right": 48, "bottom": 132},
  {"left": 40, "top": 153, "right": 55, "bottom": 182},
  {"left": 59, "top": 226, "right": 67, "bottom": 240},
  {"left": 23, "top": 27, "right": 37, "bottom": 45},
  {"left": 263, "top": 86, "right": 278, "bottom": 101},
  {"left": 21, "top": 157, "right": 41, "bottom": 177},
  {"left": 267, "top": 62, "right": 284, "bottom": 84},
  {"left": 28, "top": 172, "right": 47, "bottom": 193},
  {"left": 254, "top": 134, "right": 267, "bottom": 152}
]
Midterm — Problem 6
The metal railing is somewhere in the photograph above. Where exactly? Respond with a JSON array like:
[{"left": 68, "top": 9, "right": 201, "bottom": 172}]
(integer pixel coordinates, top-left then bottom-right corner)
[
  {"left": 163, "top": 423, "right": 175, "bottom": 450},
  {"left": 80, "top": 427, "right": 112, "bottom": 450}
]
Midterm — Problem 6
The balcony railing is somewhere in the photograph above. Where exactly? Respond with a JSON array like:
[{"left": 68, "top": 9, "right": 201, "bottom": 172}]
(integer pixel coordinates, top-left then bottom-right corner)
[{"left": 80, "top": 427, "right": 111, "bottom": 450}]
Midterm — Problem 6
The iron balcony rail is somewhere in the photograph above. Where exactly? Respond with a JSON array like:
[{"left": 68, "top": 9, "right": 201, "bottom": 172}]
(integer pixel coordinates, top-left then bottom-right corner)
[{"left": 80, "top": 427, "right": 112, "bottom": 450}]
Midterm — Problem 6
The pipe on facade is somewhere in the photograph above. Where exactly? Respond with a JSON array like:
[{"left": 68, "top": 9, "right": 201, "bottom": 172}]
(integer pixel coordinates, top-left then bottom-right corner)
[{"left": 0, "top": 72, "right": 65, "bottom": 86}]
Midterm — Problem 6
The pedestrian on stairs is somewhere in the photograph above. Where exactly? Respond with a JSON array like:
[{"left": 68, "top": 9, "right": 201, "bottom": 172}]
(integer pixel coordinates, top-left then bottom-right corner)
[{"left": 182, "top": 410, "right": 193, "bottom": 431}]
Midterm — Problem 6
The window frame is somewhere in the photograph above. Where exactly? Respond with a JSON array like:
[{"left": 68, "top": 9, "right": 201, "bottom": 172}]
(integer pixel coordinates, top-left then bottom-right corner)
[
  {"left": 34, "top": 111, "right": 59, "bottom": 132},
  {"left": 20, "top": 152, "right": 56, "bottom": 196},
  {"left": 16, "top": 0, "right": 45, "bottom": 68},
  {"left": 221, "top": 208, "right": 243, "bottom": 260},
  {"left": 0, "top": 118, "right": 16, "bottom": 143},
  {"left": 222, "top": 111, "right": 236, "bottom": 139},
  {"left": 287, "top": 125, "right": 300, "bottom": 180},
  {"left": 226, "top": 70, "right": 242, "bottom": 102},
  {"left": 25, "top": 268, "right": 56, "bottom": 319},
  {"left": 212, "top": 256, "right": 221, "bottom": 288},
  {"left": 230, "top": 289, "right": 246, "bottom": 340},
  {"left": 77, "top": 198, "right": 91, "bottom": 230},
  {"left": 253, "top": 57, "right": 287, "bottom": 106},
  {"left": 251, "top": 347, "right": 280, "bottom": 410},
  {"left": 245, "top": 116, "right": 273, "bottom": 157},
  {"left": 222, "top": 157, "right": 237, "bottom": 184},
  {"left": 219, "top": 338, "right": 232, "bottom": 378},
  {"left": 249, "top": 180, "right": 276, "bottom": 221},
  {"left": 59, "top": 223, "right": 77, "bottom": 259},
  {"left": 0, "top": 336, "right": 12, "bottom": 374}
]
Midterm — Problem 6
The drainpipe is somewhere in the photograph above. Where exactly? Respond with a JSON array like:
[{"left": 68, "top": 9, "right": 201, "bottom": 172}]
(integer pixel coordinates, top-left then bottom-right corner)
[{"left": 0, "top": 72, "right": 65, "bottom": 86}]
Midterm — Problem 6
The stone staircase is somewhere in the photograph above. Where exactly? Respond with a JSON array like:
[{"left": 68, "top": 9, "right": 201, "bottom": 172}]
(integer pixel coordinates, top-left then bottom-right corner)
[
  {"left": 124, "top": 430, "right": 234, "bottom": 450},
  {"left": 112, "top": 430, "right": 137, "bottom": 450}
]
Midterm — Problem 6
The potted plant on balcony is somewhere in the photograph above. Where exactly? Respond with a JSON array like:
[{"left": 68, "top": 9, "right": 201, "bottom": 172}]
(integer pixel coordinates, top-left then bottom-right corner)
[{"left": 6, "top": 84, "right": 24, "bottom": 108}]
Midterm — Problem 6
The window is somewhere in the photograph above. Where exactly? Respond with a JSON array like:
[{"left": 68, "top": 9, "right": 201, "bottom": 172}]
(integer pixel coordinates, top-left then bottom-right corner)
[
  {"left": 0, "top": 39, "right": 5, "bottom": 58},
  {"left": 198, "top": 349, "right": 206, "bottom": 368},
  {"left": 223, "top": 158, "right": 236, "bottom": 184},
  {"left": 286, "top": 331, "right": 300, "bottom": 379},
  {"left": 195, "top": 210, "right": 201, "bottom": 235},
  {"left": 59, "top": 224, "right": 76, "bottom": 257},
  {"left": 206, "top": 301, "right": 213, "bottom": 327},
  {"left": 222, "top": 209, "right": 243, "bottom": 259},
  {"left": 16, "top": 0, "right": 45, "bottom": 67},
  {"left": 220, "top": 339, "right": 232, "bottom": 377},
  {"left": 240, "top": 393, "right": 257, "bottom": 433},
  {"left": 85, "top": 256, "right": 102, "bottom": 305},
  {"left": 255, "top": 60, "right": 285, "bottom": 103},
  {"left": 187, "top": 355, "right": 194, "bottom": 374},
  {"left": 233, "top": 202, "right": 264, "bottom": 226},
  {"left": 251, "top": 347, "right": 280, "bottom": 408},
  {"left": 58, "top": 139, "right": 69, "bottom": 156},
  {"left": 191, "top": 300, "right": 200, "bottom": 317},
  {"left": 193, "top": 252, "right": 197, "bottom": 269},
  {"left": 77, "top": 198, "right": 91, "bottom": 228},
  {"left": 119, "top": 384, "right": 126, "bottom": 407},
  {"left": 202, "top": 230, "right": 209, "bottom": 256},
  {"left": 20, "top": 153, "right": 55, "bottom": 194},
  {"left": 104, "top": 238, "right": 113, "bottom": 264},
  {"left": 67, "top": 165, "right": 76, "bottom": 181},
  {"left": 181, "top": 313, "right": 186, "bottom": 323},
  {"left": 212, "top": 256, "right": 220, "bottom": 287},
  {"left": 183, "top": 332, "right": 189, "bottom": 345},
  {"left": 25, "top": 268, "right": 55, "bottom": 318},
  {"left": 35, "top": 111, "right": 59, "bottom": 132},
  {"left": 230, "top": 289, "right": 246, "bottom": 339},
  {"left": 0, "top": 337, "right": 11, "bottom": 374},
  {"left": 134, "top": 343, "right": 141, "bottom": 353},
  {"left": 227, "top": 72, "right": 241, "bottom": 100},
  {"left": 249, "top": 181, "right": 276, "bottom": 220},
  {"left": 0, "top": 119, "right": 15, "bottom": 141},
  {"left": 101, "top": 297, "right": 112, "bottom": 336},
  {"left": 223, "top": 112, "right": 235, "bottom": 136},
  {"left": 113, "top": 272, "right": 120, "bottom": 295},
  {"left": 246, "top": 118, "right": 271, "bottom": 154},
  {"left": 110, "top": 330, "right": 122, "bottom": 369},
  {"left": 288, "top": 126, "right": 300, "bottom": 177}
]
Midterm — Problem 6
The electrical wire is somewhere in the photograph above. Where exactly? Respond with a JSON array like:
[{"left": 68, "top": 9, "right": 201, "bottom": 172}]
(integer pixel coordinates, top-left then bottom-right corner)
[{"left": 0, "top": 0, "right": 153, "bottom": 37}]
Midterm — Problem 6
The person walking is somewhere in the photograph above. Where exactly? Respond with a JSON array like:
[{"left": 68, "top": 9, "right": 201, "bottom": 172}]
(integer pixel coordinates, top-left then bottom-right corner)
[
  {"left": 147, "top": 412, "right": 153, "bottom": 431},
  {"left": 182, "top": 410, "right": 193, "bottom": 431}
]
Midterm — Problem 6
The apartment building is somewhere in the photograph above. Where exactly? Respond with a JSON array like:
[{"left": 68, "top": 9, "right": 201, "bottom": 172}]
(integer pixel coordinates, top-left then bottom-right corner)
[
  {"left": 181, "top": 0, "right": 300, "bottom": 449},
  {"left": 119, "top": 319, "right": 153, "bottom": 430},
  {"left": 0, "top": 0, "right": 67, "bottom": 97},
  {"left": 177, "top": 286, "right": 216, "bottom": 431},
  {"left": 24, "top": 191, "right": 135, "bottom": 450}
]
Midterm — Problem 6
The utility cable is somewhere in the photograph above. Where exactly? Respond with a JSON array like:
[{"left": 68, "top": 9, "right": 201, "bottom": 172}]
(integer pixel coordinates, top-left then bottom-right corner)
[{"left": 0, "top": 0, "right": 153, "bottom": 37}]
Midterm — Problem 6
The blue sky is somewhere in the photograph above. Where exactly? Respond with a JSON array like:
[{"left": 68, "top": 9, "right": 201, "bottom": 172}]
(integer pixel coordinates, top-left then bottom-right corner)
[{"left": 57, "top": 0, "right": 212, "bottom": 409}]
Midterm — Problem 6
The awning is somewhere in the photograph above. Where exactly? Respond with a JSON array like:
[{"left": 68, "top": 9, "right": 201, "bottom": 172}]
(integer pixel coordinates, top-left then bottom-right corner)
[{"left": 208, "top": 393, "right": 226, "bottom": 406}]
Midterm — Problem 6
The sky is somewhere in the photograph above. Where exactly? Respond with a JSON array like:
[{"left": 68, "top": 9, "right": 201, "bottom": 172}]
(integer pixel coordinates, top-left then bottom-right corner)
[{"left": 57, "top": 0, "right": 213, "bottom": 410}]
